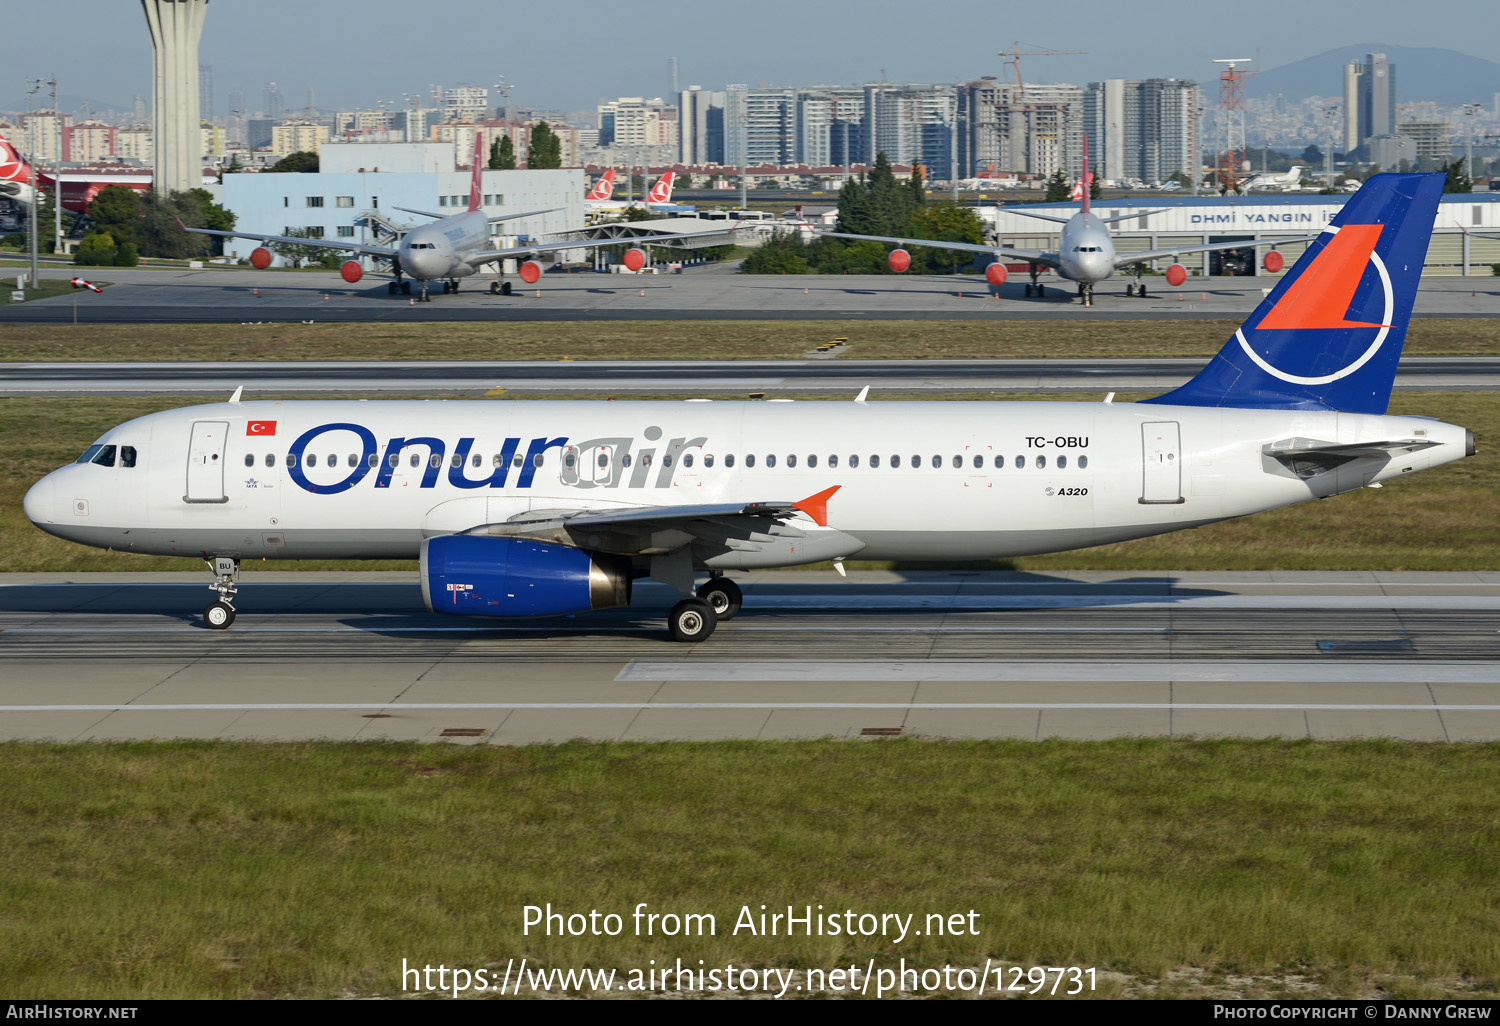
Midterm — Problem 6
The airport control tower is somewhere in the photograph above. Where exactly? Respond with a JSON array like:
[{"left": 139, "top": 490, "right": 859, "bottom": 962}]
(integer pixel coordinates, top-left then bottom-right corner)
[{"left": 141, "top": 0, "right": 209, "bottom": 195}]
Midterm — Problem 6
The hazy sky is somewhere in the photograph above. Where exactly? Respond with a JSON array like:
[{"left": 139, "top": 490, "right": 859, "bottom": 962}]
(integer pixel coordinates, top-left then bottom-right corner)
[{"left": 6, "top": 0, "right": 1498, "bottom": 115}]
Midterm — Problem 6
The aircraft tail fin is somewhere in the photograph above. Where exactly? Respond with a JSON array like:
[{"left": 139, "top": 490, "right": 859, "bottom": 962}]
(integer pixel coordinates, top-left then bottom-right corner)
[
  {"left": 646, "top": 172, "right": 674, "bottom": 205},
  {"left": 1142, "top": 173, "right": 1445, "bottom": 415},
  {"left": 469, "top": 134, "right": 485, "bottom": 212},
  {"left": 586, "top": 169, "right": 616, "bottom": 201},
  {"left": 0, "top": 130, "right": 39, "bottom": 187}
]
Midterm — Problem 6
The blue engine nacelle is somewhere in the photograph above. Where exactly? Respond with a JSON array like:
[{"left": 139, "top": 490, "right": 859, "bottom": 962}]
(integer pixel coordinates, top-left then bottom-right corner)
[{"left": 420, "top": 535, "right": 632, "bottom": 618}]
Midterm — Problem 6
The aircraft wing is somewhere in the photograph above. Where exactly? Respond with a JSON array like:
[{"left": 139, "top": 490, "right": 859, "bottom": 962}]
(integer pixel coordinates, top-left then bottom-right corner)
[
  {"left": 821, "top": 231, "right": 1061, "bottom": 269},
  {"left": 466, "top": 226, "right": 740, "bottom": 266},
  {"left": 452, "top": 486, "right": 845, "bottom": 555},
  {"left": 182, "top": 226, "right": 396, "bottom": 259},
  {"left": 1115, "top": 234, "right": 1321, "bottom": 271}
]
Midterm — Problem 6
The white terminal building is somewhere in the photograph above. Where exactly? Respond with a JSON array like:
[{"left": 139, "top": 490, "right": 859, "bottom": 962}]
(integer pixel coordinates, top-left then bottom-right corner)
[
  {"left": 219, "top": 142, "right": 584, "bottom": 268},
  {"left": 984, "top": 192, "right": 1500, "bottom": 276}
]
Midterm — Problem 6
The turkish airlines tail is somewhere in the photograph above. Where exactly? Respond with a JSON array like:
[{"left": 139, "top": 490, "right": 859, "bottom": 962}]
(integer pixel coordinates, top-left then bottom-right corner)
[
  {"left": 1144, "top": 173, "right": 1445, "bottom": 415},
  {"left": 0, "top": 130, "right": 45, "bottom": 189},
  {"left": 646, "top": 171, "right": 675, "bottom": 205},
  {"left": 586, "top": 169, "right": 616, "bottom": 201}
]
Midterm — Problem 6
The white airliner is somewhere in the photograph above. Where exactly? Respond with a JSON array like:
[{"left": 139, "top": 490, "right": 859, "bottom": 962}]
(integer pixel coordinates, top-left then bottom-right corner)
[
  {"left": 827, "top": 139, "right": 1316, "bottom": 304},
  {"left": 585, "top": 171, "right": 679, "bottom": 220},
  {"left": 186, "top": 143, "right": 728, "bottom": 300},
  {"left": 25, "top": 174, "right": 1471, "bottom": 642}
]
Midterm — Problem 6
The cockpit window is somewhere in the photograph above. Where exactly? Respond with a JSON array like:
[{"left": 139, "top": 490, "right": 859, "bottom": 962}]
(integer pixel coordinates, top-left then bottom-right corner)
[
  {"left": 76, "top": 444, "right": 104, "bottom": 464},
  {"left": 89, "top": 445, "right": 117, "bottom": 468},
  {"left": 120, "top": 446, "right": 137, "bottom": 468}
]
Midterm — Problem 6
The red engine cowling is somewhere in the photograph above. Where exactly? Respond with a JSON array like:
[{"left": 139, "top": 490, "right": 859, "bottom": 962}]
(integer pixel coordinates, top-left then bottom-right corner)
[
  {"left": 1165, "top": 263, "right": 1187, "bottom": 287},
  {"left": 985, "top": 263, "right": 1008, "bottom": 286},
  {"left": 518, "top": 260, "right": 542, "bottom": 284},
  {"left": 622, "top": 248, "right": 646, "bottom": 272},
  {"left": 887, "top": 248, "right": 911, "bottom": 273},
  {"left": 340, "top": 260, "right": 363, "bottom": 283},
  {"left": 1263, "top": 250, "right": 1285, "bottom": 273},
  {"left": 249, "top": 247, "right": 272, "bottom": 270}
]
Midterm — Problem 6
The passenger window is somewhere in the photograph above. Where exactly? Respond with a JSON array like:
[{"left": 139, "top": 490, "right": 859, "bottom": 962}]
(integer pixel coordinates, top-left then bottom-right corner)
[
  {"left": 564, "top": 451, "right": 577, "bottom": 469},
  {"left": 286, "top": 454, "right": 297, "bottom": 468},
  {"left": 452, "top": 453, "right": 464, "bottom": 469},
  {"left": 953, "top": 455, "right": 963, "bottom": 469},
  {"left": 683, "top": 454, "right": 694, "bottom": 468},
  {"left": 267, "top": 454, "right": 276, "bottom": 468},
  {"left": 725, "top": 454, "right": 735, "bottom": 468},
  {"left": 429, "top": 454, "right": 441, "bottom": 469},
  {"left": 1036, "top": 454, "right": 1047, "bottom": 469},
  {"left": 850, "top": 454, "right": 860, "bottom": 468},
  {"left": 641, "top": 453, "right": 652, "bottom": 467},
  {"left": 91, "top": 445, "right": 117, "bottom": 467},
  {"left": 972, "top": 455, "right": 983, "bottom": 469},
  {"left": 348, "top": 454, "right": 359, "bottom": 468},
  {"left": 704, "top": 454, "right": 714, "bottom": 468},
  {"left": 890, "top": 455, "right": 901, "bottom": 469},
  {"left": 327, "top": 454, "right": 336, "bottom": 468},
  {"left": 307, "top": 454, "right": 318, "bottom": 468},
  {"left": 597, "top": 453, "right": 609, "bottom": 468},
  {"left": 388, "top": 454, "right": 399, "bottom": 468},
  {"left": 368, "top": 454, "right": 379, "bottom": 468},
  {"left": 932, "top": 455, "right": 943, "bottom": 469},
  {"left": 786, "top": 454, "right": 796, "bottom": 468},
  {"left": 513, "top": 455, "right": 523, "bottom": 468},
  {"left": 870, "top": 455, "right": 880, "bottom": 468},
  {"left": 492, "top": 454, "right": 505, "bottom": 467},
  {"left": 913, "top": 455, "right": 922, "bottom": 468},
  {"left": 766, "top": 454, "right": 776, "bottom": 468},
  {"left": 471, "top": 453, "right": 481, "bottom": 468},
  {"left": 807, "top": 454, "right": 817, "bottom": 469},
  {"left": 532, "top": 453, "right": 544, "bottom": 467},
  {"left": 828, "top": 454, "right": 839, "bottom": 468},
  {"left": 1079, "top": 455, "right": 1089, "bottom": 469},
  {"left": 1058, "top": 455, "right": 1068, "bottom": 469},
  {"left": 1015, "top": 455, "right": 1025, "bottom": 469},
  {"left": 994, "top": 455, "right": 1004, "bottom": 468},
  {"left": 662, "top": 454, "right": 672, "bottom": 467},
  {"left": 245, "top": 454, "right": 255, "bottom": 468},
  {"left": 745, "top": 454, "right": 756, "bottom": 468},
  {"left": 622, "top": 454, "right": 632, "bottom": 468}
]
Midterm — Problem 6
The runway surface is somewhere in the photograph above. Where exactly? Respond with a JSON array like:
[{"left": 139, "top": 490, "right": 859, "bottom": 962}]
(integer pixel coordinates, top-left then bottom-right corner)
[
  {"left": 3, "top": 356, "right": 1498, "bottom": 397},
  {"left": 4, "top": 570, "right": 1499, "bottom": 744},
  {"left": 3, "top": 266, "right": 1498, "bottom": 324}
]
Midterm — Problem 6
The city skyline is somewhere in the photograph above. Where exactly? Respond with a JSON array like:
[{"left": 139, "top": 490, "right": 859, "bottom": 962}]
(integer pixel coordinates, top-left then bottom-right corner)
[{"left": 3, "top": 0, "right": 1498, "bottom": 116}]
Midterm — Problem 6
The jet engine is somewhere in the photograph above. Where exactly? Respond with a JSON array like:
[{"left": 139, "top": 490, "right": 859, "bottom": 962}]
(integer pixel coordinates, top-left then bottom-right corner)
[
  {"left": 249, "top": 247, "right": 272, "bottom": 270},
  {"left": 518, "top": 260, "right": 542, "bottom": 284},
  {"left": 340, "top": 261, "right": 363, "bottom": 283},
  {"left": 421, "top": 535, "right": 632, "bottom": 618},
  {"left": 622, "top": 247, "right": 646, "bottom": 272},
  {"left": 1263, "top": 250, "right": 1284, "bottom": 273},
  {"left": 985, "top": 263, "right": 1008, "bottom": 286},
  {"left": 1164, "top": 263, "right": 1187, "bottom": 287},
  {"left": 887, "top": 248, "right": 911, "bottom": 273}
]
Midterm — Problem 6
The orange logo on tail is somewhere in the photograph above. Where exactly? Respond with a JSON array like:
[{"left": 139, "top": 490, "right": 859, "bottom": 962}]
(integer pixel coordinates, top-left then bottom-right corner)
[{"left": 1256, "top": 224, "right": 1389, "bottom": 330}]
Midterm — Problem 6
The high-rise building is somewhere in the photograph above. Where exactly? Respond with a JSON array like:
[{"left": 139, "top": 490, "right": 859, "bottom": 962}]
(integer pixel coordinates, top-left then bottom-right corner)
[
  {"left": 265, "top": 82, "right": 284, "bottom": 120},
  {"left": 142, "top": 0, "right": 209, "bottom": 193},
  {"left": 679, "top": 87, "right": 726, "bottom": 165},
  {"left": 861, "top": 83, "right": 956, "bottom": 179},
  {"left": 794, "top": 87, "right": 864, "bottom": 168},
  {"left": 1083, "top": 78, "right": 1200, "bottom": 184},
  {"left": 199, "top": 64, "right": 212, "bottom": 122},
  {"left": 724, "top": 86, "right": 796, "bottom": 167},
  {"left": 1344, "top": 52, "right": 1395, "bottom": 154}
]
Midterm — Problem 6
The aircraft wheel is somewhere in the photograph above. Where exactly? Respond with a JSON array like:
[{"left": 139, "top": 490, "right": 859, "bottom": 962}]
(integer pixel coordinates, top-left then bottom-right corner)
[
  {"left": 387, "top": 282, "right": 398, "bottom": 295},
  {"left": 1138, "top": 285, "right": 1148, "bottom": 298},
  {"left": 489, "top": 281, "right": 499, "bottom": 295},
  {"left": 1036, "top": 285, "right": 1045, "bottom": 297},
  {"left": 451, "top": 280, "right": 460, "bottom": 293},
  {"left": 501, "top": 281, "right": 513, "bottom": 296},
  {"left": 1125, "top": 283, "right": 1136, "bottom": 296},
  {"left": 696, "top": 578, "right": 742, "bottom": 621},
  {"left": 667, "top": 598, "right": 717, "bottom": 643},
  {"left": 401, "top": 281, "right": 412, "bottom": 295},
  {"left": 204, "top": 601, "right": 235, "bottom": 630}
]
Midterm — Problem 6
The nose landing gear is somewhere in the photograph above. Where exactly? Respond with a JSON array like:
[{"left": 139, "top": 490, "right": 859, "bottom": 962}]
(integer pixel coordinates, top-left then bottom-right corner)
[{"left": 203, "top": 556, "right": 239, "bottom": 630}]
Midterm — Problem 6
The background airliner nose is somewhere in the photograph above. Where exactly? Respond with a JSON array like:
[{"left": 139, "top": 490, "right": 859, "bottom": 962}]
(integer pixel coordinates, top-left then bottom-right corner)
[{"left": 23, "top": 475, "right": 55, "bottom": 525}]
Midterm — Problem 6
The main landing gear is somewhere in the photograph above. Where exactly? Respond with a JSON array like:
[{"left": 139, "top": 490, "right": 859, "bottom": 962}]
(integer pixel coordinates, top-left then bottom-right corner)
[
  {"left": 664, "top": 576, "right": 744, "bottom": 642},
  {"left": 696, "top": 576, "right": 743, "bottom": 620},
  {"left": 1023, "top": 264, "right": 1046, "bottom": 298},
  {"left": 387, "top": 276, "right": 413, "bottom": 296},
  {"left": 1125, "top": 266, "right": 1148, "bottom": 298},
  {"left": 203, "top": 556, "right": 239, "bottom": 630},
  {"left": 489, "top": 280, "right": 514, "bottom": 296},
  {"left": 441, "top": 279, "right": 461, "bottom": 294}
]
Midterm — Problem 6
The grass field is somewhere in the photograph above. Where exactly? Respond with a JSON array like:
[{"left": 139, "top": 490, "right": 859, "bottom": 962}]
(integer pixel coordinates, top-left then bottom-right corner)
[
  {"left": 1, "top": 739, "right": 1496, "bottom": 1000},
  {"left": 1, "top": 317, "right": 1498, "bottom": 362},
  {"left": 3, "top": 389, "right": 1496, "bottom": 573}
]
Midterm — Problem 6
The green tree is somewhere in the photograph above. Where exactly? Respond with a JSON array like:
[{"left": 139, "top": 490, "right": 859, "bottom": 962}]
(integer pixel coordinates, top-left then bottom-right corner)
[
  {"left": 1442, "top": 159, "right": 1473, "bottom": 194},
  {"left": 266, "top": 227, "right": 341, "bottom": 269},
  {"left": 87, "top": 186, "right": 143, "bottom": 246},
  {"left": 1301, "top": 144, "right": 1323, "bottom": 166},
  {"left": 74, "top": 231, "right": 118, "bottom": 266},
  {"left": 906, "top": 201, "right": 986, "bottom": 274},
  {"left": 739, "top": 230, "right": 811, "bottom": 274},
  {"left": 267, "top": 151, "right": 319, "bottom": 173},
  {"left": 527, "top": 122, "right": 562, "bottom": 169},
  {"left": 1044, "top": 169, "right": 1071, "bottom": 202},
  {"left": 1090, "top": 165, "right": 1102, "bottom": 200},
  {"left": 496, "top": 135, "right": 516, "bottom": 170}
]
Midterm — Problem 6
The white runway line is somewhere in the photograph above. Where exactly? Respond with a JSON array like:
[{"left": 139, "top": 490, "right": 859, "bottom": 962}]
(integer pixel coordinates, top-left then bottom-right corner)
[
  {"left": 616, "top": 660, "right": 1500, "bottom": 683},
  {"left": 6, "top": 702, "right": 1500, "bottom": 713}
]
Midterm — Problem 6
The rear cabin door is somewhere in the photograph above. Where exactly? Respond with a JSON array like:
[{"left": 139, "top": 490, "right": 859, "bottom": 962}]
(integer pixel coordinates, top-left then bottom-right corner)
[
  {"left": 185, "top": 421, "right": 229, "bottom": 503},
  {"left": 1140, "top": 421, "right": 1183, "bottom": 504}
]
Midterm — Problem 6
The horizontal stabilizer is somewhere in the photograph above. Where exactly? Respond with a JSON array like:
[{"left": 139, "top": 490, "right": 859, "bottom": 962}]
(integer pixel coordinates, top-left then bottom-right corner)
[{"left": 1262, "top": 437, "right": 1438, "bottom": 479}]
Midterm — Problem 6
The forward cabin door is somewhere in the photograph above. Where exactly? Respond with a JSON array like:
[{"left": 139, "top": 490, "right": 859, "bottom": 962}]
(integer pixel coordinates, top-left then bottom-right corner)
[
  {"left": 1140, "top": 421, "right": 1183, "bottom": 504},
  {"left": 185, "top": 421, "right": 229, "bottom": 503}
]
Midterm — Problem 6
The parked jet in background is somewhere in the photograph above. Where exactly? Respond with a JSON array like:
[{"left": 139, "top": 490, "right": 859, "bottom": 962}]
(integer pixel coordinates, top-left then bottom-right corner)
[
  {"left": 185, "top": 141, "right": 731, "bottom": 300},
  {"left": 0, "top": 131, "right": 152, "bottom": 213},
  {"left": 26, "top": 175, "right": 1469, "bottom": 642},
  {"left": 585, "top": 171, "right": 678, "bottom": 220},
  {"left": 827, "top": 139, "right": 1315, "bottom": 304},
  {"left": 584, "top": 169, "right": 616, "bottom": 203},
  {"left": 1242, "top": 166, "right": 1306, "bottom": 192}
]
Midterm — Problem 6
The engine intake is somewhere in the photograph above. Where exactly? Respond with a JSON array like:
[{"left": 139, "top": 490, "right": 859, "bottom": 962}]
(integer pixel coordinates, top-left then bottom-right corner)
[{"left": 421, "top": 535, "right": 631, "bottom": 618}]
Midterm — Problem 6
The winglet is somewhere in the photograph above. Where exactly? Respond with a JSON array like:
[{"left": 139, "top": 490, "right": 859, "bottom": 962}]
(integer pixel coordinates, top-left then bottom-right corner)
[
  {"left": 228, "top": 386, "right": 243, "bottom": 404},
  {"left": 854, "top": 386, "right": 869, "bottom": 403},
  {"left": 793, "top": 485, "right": 841, "bottom": 527}
]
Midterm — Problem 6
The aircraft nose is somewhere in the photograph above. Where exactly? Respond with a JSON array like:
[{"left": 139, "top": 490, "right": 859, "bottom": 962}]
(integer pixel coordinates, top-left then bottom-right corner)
[{"left": 23, "top": 474, "right": 55, "bottom": 526}]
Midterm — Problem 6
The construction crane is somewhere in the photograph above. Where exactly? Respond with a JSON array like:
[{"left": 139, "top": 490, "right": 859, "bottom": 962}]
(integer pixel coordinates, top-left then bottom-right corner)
[{"left": 999, "top": 41, "right": 1087, "bottom": 100}]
